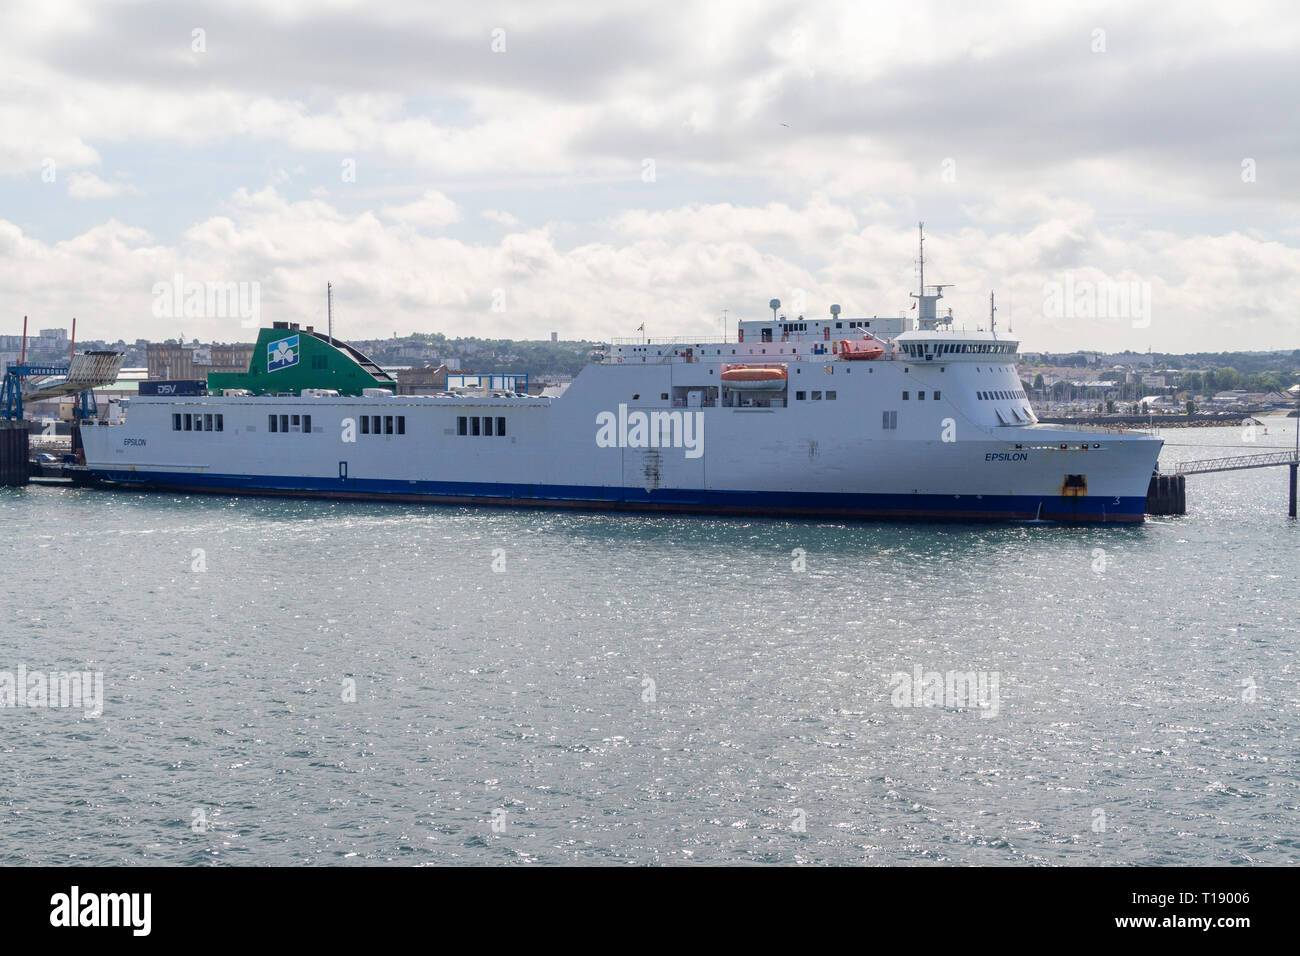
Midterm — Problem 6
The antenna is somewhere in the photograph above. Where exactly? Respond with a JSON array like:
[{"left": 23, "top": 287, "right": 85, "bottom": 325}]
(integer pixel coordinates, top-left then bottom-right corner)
[
  {"left": 327, "top": 282, "right": 334, "bottom": 342},
  {"left": 918, "top": 221, "right": 925, "bottom": 297},
  {"left": 989, "top": 291, "right": 996, "bottom": 333},
  {"left": 769, "top": 298, "right": 780, "bottom": 321}
]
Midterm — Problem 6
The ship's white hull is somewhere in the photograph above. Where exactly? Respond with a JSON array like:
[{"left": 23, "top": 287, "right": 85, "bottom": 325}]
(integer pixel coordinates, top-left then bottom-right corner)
[{"left": 80, "top": 354, "right": 1163, "bottom": 523}]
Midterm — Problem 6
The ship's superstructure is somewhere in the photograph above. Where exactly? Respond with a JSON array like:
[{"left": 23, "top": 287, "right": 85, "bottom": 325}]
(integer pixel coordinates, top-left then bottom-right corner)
[{"left": 78, "top": 229, "right": 1163, "bottom": 522}]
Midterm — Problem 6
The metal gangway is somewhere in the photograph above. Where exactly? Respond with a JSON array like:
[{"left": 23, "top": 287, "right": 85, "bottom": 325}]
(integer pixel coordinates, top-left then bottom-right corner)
[
  {"left": 1168, "top": 447, "right": 1300, "bottom": 517},
  {"left": 1, "top": 351, "right": 124, "bottom": 420},
  {"left": 1172, "top": 450, "right": 1300, "bottom": 475}
]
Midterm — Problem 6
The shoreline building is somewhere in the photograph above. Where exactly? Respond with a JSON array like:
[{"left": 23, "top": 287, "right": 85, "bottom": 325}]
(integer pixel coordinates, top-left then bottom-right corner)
[{"left": 146, "top": 342, "right": 254, "bottom": 381}]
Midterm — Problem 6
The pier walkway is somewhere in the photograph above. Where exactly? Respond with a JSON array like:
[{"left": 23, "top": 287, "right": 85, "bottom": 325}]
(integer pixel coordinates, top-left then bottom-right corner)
[
  {"left": 1158, "top": 449, "right": 1300, "bottom": 517},
  {"left": 1172, "top": 450, "right": 1300, "bottom": 475}
]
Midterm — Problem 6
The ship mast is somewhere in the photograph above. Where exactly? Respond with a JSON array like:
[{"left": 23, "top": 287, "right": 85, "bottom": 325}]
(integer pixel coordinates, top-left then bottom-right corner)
[
  {"left": 327, "top": 282, "right": 334, "bottom": 342},
  {"left": 909, "top": 222, "right": 950, "bottom": 331},
  {"left": 918, "top": 221, "right": 924, "bottom": 299}
]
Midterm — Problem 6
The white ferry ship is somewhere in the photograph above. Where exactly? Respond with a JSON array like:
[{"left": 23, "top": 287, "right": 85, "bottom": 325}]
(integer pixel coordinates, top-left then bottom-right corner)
[{"left": 78, "top": 232, "right": 1162, "bottom": 523}]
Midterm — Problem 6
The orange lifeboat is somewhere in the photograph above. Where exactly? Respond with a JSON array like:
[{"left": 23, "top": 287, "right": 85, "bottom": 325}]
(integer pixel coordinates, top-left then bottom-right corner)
[
  {"left": 838, "top": 338, "right": 884, "bottom": 361},
  {"left": 721, "top": 364, "right": 788, "bottom": 390}
]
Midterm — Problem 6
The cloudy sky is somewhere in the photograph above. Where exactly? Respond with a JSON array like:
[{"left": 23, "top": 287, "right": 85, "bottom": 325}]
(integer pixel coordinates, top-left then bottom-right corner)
[{"left": 2, "top": 0, "right": 1298, "bottom": 353}]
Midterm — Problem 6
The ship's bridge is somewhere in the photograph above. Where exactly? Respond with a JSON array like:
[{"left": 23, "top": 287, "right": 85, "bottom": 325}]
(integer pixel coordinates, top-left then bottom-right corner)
[
  {"left": 893, "top": 329, "right": 1019, "bottom": 363},
  {"left": 735, "top": 311, "right": 911, "bottom": 344}
]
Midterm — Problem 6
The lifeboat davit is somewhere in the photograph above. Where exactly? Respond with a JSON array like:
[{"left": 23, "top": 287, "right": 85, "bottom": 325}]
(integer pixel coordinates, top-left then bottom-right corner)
[
  {"left": 721, "top": 364, "right": 788, "bottom": 390},
  {"left": 838, "top": 338, "right": 884, "bottom": 360}
]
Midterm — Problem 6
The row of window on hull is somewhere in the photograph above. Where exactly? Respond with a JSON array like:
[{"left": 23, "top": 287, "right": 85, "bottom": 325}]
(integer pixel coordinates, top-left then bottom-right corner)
[
  {"left": 172, "top": 413, "right": 223, "bottom": 432},
  {"left": 359, "top": 415, "right": 406, "bottom": 435},
  {"left": 978, "top": 390, "right": 1025, "bottom": 401},
  {"left": 268, "top": 414, "right": 313, "bottom": 434},
  {"left": 458, "top": 416, "right": 507, "bottom": 437}
]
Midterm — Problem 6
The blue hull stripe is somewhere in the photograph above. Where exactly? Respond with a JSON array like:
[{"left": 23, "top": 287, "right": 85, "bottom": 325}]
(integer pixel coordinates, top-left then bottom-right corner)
[{"left": 87, "top": 469, "right": 1148, "bottom": 523}]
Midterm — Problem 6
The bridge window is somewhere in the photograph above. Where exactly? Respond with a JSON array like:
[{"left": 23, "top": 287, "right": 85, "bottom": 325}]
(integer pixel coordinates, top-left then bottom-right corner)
[
  {"left": 361, "top": 416, "right": 369, "bottom": 434},
  {"left": 496, "top": 417, "right": 506, "bottom": 436},
  {"left": 795, "top": 391, "right": 806, "bottom": 400},
  {"left": 299, "top": 415, "right": 307, "bottom": 434},
  {"left": 882, "top": 410, "right": 897, "bottom": 429},
  {"left": 173, "top": 413, "right": 181, "bottom": 430},
  {"left": 902, "top": 391, "right": 909, "bottom": 400},
  {"left": 826, "top": 391, "right": 836, "bottom": 400},
  {"left": 268, "top": 414, "right": 276, "bottom": 433},
  {"left": 932, "top": 391, "right": 940, "bottom": 401},
  {"left": 457, "top": 416, "right": 467, "bottom": 436},
  {"left": 918, "top": 391, "right": 925, "bottom": 400}
]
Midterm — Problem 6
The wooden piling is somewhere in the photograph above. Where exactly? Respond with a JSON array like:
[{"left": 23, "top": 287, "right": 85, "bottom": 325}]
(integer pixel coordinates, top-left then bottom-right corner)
[
  {"left": 0, "top": 420, "right": 30, "bottom": 487},
  {"left": 1146, "top": 472, "right": 1186, "bottom": 516}
]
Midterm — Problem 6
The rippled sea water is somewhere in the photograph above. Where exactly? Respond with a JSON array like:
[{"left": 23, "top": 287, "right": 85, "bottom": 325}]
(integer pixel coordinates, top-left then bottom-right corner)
[{"left": 1, "top": 419, "right": 1297, "bottom": 865}]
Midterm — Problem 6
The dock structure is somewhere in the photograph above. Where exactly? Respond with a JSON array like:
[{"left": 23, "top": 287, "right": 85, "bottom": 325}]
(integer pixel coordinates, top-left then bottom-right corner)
[
  {"left": 0, "top": 351, "right": 124, "bottom": 420},
  {"left": 1155, "top": 450, "right": 1300, "bottom": 518},
  {"left": 0, "top": 349, "right": 123, "bottom": 488},
  {"left": 1145, "top": 473, "right": 1186, "bottom": 515},
  {"left": 0, "top": 419, "right": 28, "bottom": 486},
  {"left": 1172, "top": 450, "right": 1300, "bottom": 476}
]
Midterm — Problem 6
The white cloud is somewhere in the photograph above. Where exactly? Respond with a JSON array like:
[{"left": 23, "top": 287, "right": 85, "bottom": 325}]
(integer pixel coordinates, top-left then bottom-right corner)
[
  {"left": 483, "top": 209, "right": 522, "bottom": 228},
  {"left": 0, "top": 0, "right": 1296, "bottom": 352},
  {"left": 1, "top": 187, "right": 1297, "bottom": 352},
  {"left": 66, "top": 171, "right": 139, "bottom": 199},
  {"left": 381, "top": 190, "right": 461, "bottom": 228}
]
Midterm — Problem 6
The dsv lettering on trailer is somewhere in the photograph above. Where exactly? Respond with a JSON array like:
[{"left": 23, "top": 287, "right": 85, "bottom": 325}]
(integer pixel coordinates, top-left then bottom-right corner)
[{"left": 986, "top": 452, "right": 1028, "bottom": 462}]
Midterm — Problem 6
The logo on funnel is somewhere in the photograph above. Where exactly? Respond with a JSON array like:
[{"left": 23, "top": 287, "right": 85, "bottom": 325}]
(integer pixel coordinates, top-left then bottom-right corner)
[{"left": 267, "top": 335, "right": 299, "bottom": 372}]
